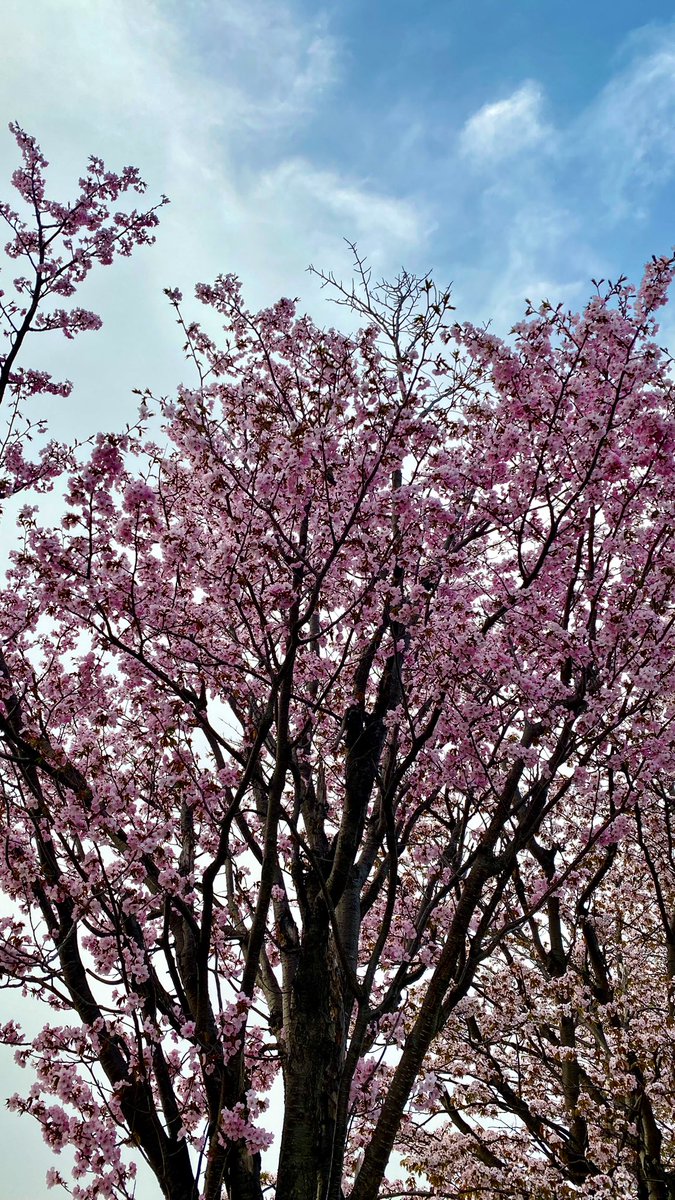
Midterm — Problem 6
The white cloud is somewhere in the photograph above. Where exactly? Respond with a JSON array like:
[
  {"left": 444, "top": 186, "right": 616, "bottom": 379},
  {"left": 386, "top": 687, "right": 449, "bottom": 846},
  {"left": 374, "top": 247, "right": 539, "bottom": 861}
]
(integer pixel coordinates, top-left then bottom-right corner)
[
  {"left": 577, "top": 32, "right": 675, "bottom": 216},
  {"left": 0, "top": 0, "right": 431, "bottom": 443},
  {"left": 0, "top": 0, "right": 339, "bottom": 151},
  {"left": 198, "top": 1, "right": 339, "bottom": 129},
  {"left": 459, "top": 81, "right": 551, "bottom": 164},
  {"left": 252, "top": 159, "right": 431, "bottom": 261}
]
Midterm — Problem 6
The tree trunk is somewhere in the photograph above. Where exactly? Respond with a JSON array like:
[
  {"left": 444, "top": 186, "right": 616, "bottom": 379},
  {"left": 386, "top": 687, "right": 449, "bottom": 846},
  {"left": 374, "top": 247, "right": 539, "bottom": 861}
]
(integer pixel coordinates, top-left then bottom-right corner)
[
  {"left": 276, "top": 907, "right": 346, "bottom": 1200},
  {"left": 223, "top": 1144, "right": 263, "bottom": 1200}
]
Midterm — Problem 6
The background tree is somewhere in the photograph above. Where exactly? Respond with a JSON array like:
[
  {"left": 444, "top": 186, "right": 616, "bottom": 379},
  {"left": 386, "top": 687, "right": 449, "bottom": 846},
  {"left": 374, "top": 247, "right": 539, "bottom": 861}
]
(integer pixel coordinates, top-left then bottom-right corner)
[
  {"left": 0, "top": 129, "right": 674, "bottom": 1200},
  {"left": 399, "top": 796, "right": 675, "bottom": 1199}
]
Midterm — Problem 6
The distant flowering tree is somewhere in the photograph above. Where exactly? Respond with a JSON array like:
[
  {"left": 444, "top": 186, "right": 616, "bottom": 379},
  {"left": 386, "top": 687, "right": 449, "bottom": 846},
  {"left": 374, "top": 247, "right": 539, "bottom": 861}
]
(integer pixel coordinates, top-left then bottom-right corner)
[
  {"left": 401, "top": 795, "right": 675, "bottom": 1199},
  {"left": 0, "top": 128, "right": 674, "bottom": 1200}
]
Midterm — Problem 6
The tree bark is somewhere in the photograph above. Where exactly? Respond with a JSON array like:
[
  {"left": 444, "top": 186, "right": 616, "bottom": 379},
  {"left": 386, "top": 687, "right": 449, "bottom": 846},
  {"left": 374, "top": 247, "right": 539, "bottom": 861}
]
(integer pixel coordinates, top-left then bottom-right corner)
[{"left": 276, "top": 906, "right": 346, "bottom": 1200}]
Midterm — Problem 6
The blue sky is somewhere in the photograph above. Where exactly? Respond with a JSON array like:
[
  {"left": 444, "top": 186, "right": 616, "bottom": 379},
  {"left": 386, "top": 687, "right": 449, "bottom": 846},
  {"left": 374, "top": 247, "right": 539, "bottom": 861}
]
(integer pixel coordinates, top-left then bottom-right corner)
[{"left": 1, "top": 2, "right": 675, "bottom": 1196}]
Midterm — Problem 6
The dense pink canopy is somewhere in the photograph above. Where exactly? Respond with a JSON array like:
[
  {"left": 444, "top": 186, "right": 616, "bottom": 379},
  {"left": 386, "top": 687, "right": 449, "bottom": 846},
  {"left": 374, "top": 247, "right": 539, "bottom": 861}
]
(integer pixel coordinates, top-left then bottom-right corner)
[{"left": 0, "top": 127, "right": 674, "bottom": 1200}]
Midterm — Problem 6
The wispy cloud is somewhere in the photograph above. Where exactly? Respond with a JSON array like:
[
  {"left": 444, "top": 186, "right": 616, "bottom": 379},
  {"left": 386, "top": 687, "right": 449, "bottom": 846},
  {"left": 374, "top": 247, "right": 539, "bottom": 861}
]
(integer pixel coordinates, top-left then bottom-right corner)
[
  {"left": 575, "top": 28, "right": 675, "bottom": 219},
  {"left": 252, "top": 159, "right": 431, "bottom": 263},
  {"left": 0, "top": 0, "right": 432, "bottom": 437},
  {"left": 0, "top": 0, "right": 340, "bottom": 169},
  {"left": 446, "top": 27, "right": 675, "bottom": 325},
  {"left": 458, "top": 81, "right": 552, "bottom": 165},
  {"left": 195, "top": 0, "right": 339, "bottom": 130}
]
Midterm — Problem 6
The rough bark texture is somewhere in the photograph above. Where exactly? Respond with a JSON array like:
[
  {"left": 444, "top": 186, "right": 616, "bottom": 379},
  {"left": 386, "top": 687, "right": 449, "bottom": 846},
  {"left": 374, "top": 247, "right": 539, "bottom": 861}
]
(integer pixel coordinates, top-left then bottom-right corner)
[{"left": 276, "top": 909, "right": 346, "bottom": 1200}]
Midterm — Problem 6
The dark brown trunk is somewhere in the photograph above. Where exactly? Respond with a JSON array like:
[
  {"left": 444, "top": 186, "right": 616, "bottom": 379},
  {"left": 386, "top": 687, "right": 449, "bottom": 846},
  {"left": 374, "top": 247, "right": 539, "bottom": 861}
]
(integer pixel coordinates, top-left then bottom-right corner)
[
  {"left": 223, "top": 1144, "right": 263, "bottom": 1200},
  {"left": 276, "top": 907, "right": 345, "bottom": 1200}
]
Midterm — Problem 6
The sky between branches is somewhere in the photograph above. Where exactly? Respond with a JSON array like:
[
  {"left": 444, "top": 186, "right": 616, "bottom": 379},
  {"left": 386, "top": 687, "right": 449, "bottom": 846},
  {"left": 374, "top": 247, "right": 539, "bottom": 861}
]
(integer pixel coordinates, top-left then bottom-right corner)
[{"left": 1, "top": 1, "right": 675, "bottom": 1195}]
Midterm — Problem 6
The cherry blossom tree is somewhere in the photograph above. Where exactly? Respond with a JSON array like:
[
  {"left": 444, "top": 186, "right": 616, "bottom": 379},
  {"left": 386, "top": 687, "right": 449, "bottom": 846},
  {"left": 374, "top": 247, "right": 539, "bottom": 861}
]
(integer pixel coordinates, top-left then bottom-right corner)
[
  {"left": 0, "top": 128, "right": 674, "bottom": 1200},
  {"left": 399, "top": 798, "right": 675, "bottom": 1199}
]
